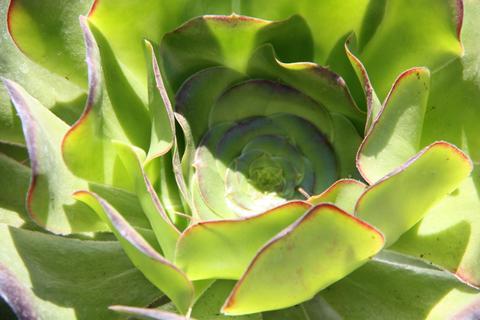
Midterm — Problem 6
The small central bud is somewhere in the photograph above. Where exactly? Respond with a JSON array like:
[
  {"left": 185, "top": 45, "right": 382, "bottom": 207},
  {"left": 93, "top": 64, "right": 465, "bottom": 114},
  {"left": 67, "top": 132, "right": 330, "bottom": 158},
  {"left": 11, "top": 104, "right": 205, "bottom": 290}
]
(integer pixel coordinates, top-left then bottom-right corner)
[{"left": 248, "top": 155, "right": 285, "bottom": 193}]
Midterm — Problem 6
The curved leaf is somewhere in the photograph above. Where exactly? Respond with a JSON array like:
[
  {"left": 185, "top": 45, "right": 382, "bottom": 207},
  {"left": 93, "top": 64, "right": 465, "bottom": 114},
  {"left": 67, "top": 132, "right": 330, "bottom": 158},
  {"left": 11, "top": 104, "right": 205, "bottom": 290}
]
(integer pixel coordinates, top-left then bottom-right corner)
[
  {"left": 358, "top": 0, "right": 462, "bottom": 99},
  {"left": 308, "top": 179, "right": 366, "bottom": 214},
  {"left": 222, "top": 203, "right": 384, "bottom": 315},
  {"left": 265, "top": 250, "right": 480, "bottom": 320},
  {"left": 247, "top": 44, "right": 364, "bottom": 128},
  {"left": 62, "top": 16, "right": 143, "bottom": 190},
  {"left": 74, "top": 191, "right": 194, "bottom": 314},
  {"left": 3, "top": 79, "right": 105, "bottom": 234},
  {"left": 175, "top": 201, "right": 311, "bottom": 280},
  {"left": 160, "top": 14, "right": 313, "bottom": 91},
  {"left": 0, "top": 225, "right": 160, "bottom": 320},
  {"left": 114, "top": 142, "right": 180, "bottom": 261},
  {"left": 356, "top": 141, "right": 472, "bottom": 246},
  {"left": 7, "top": 0, "right": 90, "bottom": 86},
  {"left": 357, "top": 67, "right": 431, "bottom": 183}
]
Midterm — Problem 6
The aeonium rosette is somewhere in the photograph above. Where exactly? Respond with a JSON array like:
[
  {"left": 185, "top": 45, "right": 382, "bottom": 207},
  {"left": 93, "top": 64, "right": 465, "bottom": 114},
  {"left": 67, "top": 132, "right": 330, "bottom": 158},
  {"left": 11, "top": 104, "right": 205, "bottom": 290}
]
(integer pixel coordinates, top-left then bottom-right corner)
[{"left": 2, "top": 4, "right": 475, "bottom": 318}]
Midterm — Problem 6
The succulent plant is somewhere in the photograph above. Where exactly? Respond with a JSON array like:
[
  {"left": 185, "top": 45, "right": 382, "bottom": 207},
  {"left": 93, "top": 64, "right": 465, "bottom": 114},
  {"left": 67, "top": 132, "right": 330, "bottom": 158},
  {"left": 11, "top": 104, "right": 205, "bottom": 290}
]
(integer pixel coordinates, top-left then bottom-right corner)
[{"left": 2, "top": 0, "right": 480, "bottom": 319}]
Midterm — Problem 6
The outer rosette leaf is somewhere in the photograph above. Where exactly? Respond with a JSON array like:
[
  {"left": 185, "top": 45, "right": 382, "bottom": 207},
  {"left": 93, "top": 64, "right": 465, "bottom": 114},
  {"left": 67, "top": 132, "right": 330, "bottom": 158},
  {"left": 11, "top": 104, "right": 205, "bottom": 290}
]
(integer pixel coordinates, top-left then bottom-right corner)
[
  {"left": 1, "top": 1, "right": 87, "bottom": 145},
  {"left": 3, "top": 79, "right": 105, "bottom": 234},
  {"left": 62, "top": 16, "right": 149, "bottom": 190},
  {"left": 356, "top": 142, "right": 472, "bottom": 246},
  {"left": 222, "top": 203, "right": 384, "bottom": 315},
  {"left": 175, "top": 201, "right": 311, "bottom": 280},
  {"left": 264, "top": 251, "right": 480, "bottom": 320},
  {"left": 0, "top": 225, "right": 160, "bottom": 320},
  {"left": 352, "top": 0, "right": 480, "bottom": 287},
  {"left": 161, "top": 14, "right": 314, "bottom": 91},
  {"left": 7, "top": 0, "right": 90, "bottom": 87},
  {"left": 74, "top": 191, "right": 194, "bottom": 314}
]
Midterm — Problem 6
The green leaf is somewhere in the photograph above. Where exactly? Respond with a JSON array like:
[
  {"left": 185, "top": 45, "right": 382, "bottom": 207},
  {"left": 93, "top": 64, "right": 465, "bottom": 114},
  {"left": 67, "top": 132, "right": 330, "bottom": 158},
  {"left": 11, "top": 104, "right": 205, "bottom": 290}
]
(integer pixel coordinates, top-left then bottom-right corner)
[
  {"left": 114, "top": 142, "right": 180, "bottom": 261},
  {"left": 357, "top": 67, "right": 431, "bottom": 183},
  {"left": 0, "top": 225, "right": 160, "bottom": 320},
  {"left": 175, "top": 201, "right": 311, "bottom": 280},
  {"left": 74, "top": 191, "right": 194, "bottom": 314},
  {"left": 222, "top": 203, "right": 384, "bottom": 315},
  {"left": 160, "top": 14, "right": 313, "bottom": 91},
  {"left": 247, "top": 44, "right": 364, "bottom": 129},
  {"left": 0, "top": 153, "right": 30, "bottom": 226},
  {"left": 7, "top": 0, "right": 90, "bottom": 86},
  {"left": 87, "top": 0, "right": 233, "bottom": 101},
  {"left": 391, "top": 164, "right": 480, "bottom": 287},
  {"left": 344, "top": 34, "right": 382, "bottom": 131},
  {"left": 144, "top": 41, "right": 174, "bottom": 162},
  {"left": 265, "top": 250, "right": 480, "bottom": 320},
  {"left": 308, "top": 179, "right": 366, "bottom": 214},
  {"left": 240, "top": 0, "right": 384, "bottom": 64},
  {"left": 62, "top": 16, "right": 142, "bottom": 190},
  {"left": 3, "top": 79, "right": 105, "bottom": 234},
  {"left": 176, "top": 67, "right": 245, "bottom": 144},
  {"left": 0, "top": 0, "right": 86, "bottom": 144},
  {"left": 356, "top": 141, "right": 472, "bottom": 246},
  {"left": 358, "top": 0, "right": 462, "bottom": 100}
]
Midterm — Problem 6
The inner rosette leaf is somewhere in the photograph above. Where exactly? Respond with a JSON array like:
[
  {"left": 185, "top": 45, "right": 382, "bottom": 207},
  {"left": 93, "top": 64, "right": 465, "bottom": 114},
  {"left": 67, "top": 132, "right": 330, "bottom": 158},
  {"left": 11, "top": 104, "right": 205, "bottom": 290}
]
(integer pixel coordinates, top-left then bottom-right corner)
[{"left": 162, "top": 15, "right": 363, "bottom": 219}]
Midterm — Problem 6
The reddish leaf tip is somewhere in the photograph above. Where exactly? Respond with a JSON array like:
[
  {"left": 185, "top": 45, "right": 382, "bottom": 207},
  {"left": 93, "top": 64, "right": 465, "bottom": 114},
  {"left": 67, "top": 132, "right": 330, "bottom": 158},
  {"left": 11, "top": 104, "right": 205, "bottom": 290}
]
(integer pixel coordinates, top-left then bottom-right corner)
[{"left": 88, "top": 0, "right": 100, "bottom": 17}]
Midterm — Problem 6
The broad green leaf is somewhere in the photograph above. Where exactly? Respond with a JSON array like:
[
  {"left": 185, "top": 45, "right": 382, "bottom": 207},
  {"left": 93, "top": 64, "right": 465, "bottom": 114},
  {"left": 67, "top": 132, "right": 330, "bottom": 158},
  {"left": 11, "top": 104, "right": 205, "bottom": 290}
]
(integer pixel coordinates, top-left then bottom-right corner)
[
  {"left": 3, "top": 79, "right": 105, "bottom": 234},
  {"left": 247, "top": 44, "right": 364, "bottom": 129},
  {"left": 62, "top": 17, "right": 141, "bottom": 190},
  {"left": 240, "top": 0, "right": 384, "bottom": 64},
  {"left": 222, "top": 204, "right": 384, "bottom": 315},
  {"left": 265, "top": 250, "right": 480, "bottom": 320},
  {"left": 348, "top": 0, "right": 480, "bottom": 287},
  {"left": 359, "top": 0, "right": 462, "bottom": 100},
  {"left": 0, "top": 153, "right": 30, "bottom": 226},
  {"left": 87, "top": 0, "right": 233, "bottom": 101},
  {"left": 0, "top": 0, "right": 86, "bottom": 145},
  {"left": 7, "top": 0, "right": 90, "bottom": 86},
  {"left": 357, "top": 67, "right": 431, "bottom": 183},
  {"left": 385, "top": 0, "right": 480, "bottom": 288},
  {"left": 160, "top": 14, "right": 313, "bottom": 91},
  {"left": 114, "top": 142, "right": 180, "bottom": 261},
  {"left": 75, "top": 191, "right": 194, "bottom": 314},
  {"left": 175, "top": 201, "right": 311, "bottom": 280},
  {"left": 391, "top": 165, "right": 480, "bottom": 287},
  {"left": 356, "top": 142, "right": 472, "bottom": 246},
  {"left": 0, "top": 225, "right": 160, "bottom": 320},
  {"left": 308, "top": 179, "right": 366, "bottom": 214}
]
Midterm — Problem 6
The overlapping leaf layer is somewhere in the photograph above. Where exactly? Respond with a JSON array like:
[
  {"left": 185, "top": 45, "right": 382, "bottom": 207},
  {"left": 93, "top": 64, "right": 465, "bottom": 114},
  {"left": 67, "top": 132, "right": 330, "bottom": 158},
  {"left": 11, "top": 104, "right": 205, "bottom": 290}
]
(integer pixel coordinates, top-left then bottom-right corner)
[{"left": 1, "top": 0, "right": 480, "bottom": 319}]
